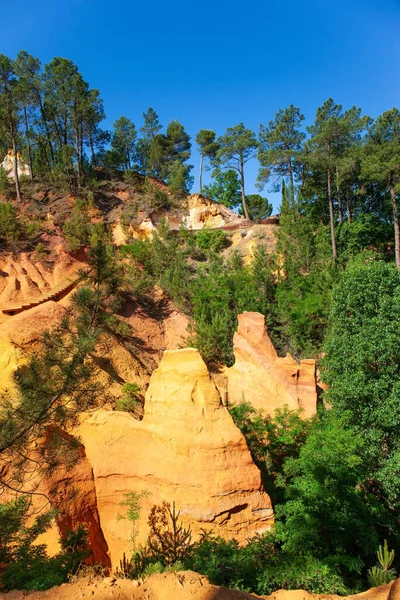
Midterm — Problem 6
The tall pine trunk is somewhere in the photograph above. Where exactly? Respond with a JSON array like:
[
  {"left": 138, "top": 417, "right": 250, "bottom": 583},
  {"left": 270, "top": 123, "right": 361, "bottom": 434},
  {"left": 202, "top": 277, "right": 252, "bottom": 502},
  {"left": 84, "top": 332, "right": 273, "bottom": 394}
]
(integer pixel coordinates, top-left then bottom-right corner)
[
  {"left": 12, "top": 139, "right": 22, "bottom": 203},
  {"left": 23, "top": 106, "right": 33, "bottom": 179},
  {"left": 336, "top": 167, "right": 343, "bottom": 223},
  {"left": 240, "top": 155, "right": 250, "bottom": 220},
  {"left": 327, "top": 169, "right": 337, "bottom": 261},
  {"left": 89, "top": 133, "right": 97, "bottom": 167},
  {"left": 199, "top": 154, "right": 203, "bottom": 193},
  {"left": 37, "top": 94, "right": 54, "bottom": 163},
  {"left": 346, "top": 184, "right": 352, "bottom": 224},
  {"left": 389, "top": 177, "right": 400, "bottom": 267},
  {"left": 289, "top": 163, "right": 296, "bottom": 219}
]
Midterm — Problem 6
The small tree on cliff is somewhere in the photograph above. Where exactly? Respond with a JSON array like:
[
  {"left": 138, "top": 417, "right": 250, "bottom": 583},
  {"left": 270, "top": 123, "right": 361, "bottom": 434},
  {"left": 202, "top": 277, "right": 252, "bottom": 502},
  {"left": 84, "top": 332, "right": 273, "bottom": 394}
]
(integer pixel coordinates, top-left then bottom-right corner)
[{"left": 0, "top": 241, "right": 124, "bottom": 496}]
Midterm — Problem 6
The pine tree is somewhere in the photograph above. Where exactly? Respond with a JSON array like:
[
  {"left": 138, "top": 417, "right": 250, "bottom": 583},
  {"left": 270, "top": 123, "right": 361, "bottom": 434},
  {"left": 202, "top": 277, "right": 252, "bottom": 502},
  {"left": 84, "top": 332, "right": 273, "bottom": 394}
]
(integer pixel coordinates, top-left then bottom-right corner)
[
  {"left": 216, "top": 123, "right": 258, "bottom": 220},
  {"left": 258, "top": 105, "right": 305, "bottom": 217},
  {"left": 195, "top": 129, "right": 219, "bottom": 192}
]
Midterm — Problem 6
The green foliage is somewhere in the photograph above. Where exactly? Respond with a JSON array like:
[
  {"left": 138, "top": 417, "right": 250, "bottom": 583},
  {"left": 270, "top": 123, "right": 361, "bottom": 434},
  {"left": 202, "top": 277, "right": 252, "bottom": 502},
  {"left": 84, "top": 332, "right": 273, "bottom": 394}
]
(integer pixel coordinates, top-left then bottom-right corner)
[
  {"left": 273, "top": 192, "right": 336, "bottom": 357},
  {"left": 256, "top": 556, "right": 349, "bottom": 596},
  {"left": 276, "top": 409, "right": 377, "bottom": 575},
  {"left": 0, "top": 497, "right": 88, "bottom": 591},
  {"left": 118, "top": 490, "right": 149, "bottom": 551},
  {"left": 189, "top": 247, "right": 276, "bottom": 366},
  {"left": 127, "top": 502, "right": 192, "bottom": 579},
  {"left": 368, "top": 541, "right": 396, "bottom": 587},
  {"left": 63, "top": 203, "right": 91, "bottom": 250},
  {"left": 216, "top": 123, "right": 258, "bottom": 218},
  {"left": 322, "top": 260, "right": 400, "bottom": 528},
  {"left": 115, "top": 382, "right": 143, "bottom": 417},
  {"left": 258, "top": 105, "right": 305, "bottom": 209},
  {"left": 63, "top": 200, "right": 110, "bottom": 251},
  {"left": 0, "top": 165, "right": 8, "bottom": 191},
  {"left": 241, "top": 193, "right": 273, "bottom": 220},
  {"left": 229, "top": 403, "right": 311, "bottom": 504},
  {"left": 111, "top": 116, "right": 137, "bottom": 170},
  {"left": 146, "top": 501, "right": 192, "bottom": 565},
  {"left": 195, "top": 229, "right": 228, "bottom": 252},
  {"left": 0, "top": 241, "right": 124, "bottom": 494},
  {"left": 203, "top": 168, "right": 242, "bottom": 209},
  {"left": 0, "top": 201, "right": 38, "bottom": 249},
  {"left": 184, "top": 532, "right": 348, "bottom": 595},
  {"left": 167, "top": 160, "right": 193, "bottom": 194}
]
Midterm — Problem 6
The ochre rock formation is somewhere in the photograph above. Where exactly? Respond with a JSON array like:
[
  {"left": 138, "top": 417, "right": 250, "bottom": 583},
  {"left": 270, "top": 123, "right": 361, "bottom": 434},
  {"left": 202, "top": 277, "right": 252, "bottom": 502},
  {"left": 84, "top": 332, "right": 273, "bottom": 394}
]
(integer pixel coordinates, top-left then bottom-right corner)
[
  {"left": 1, "top": 149, "right": 31, "bottom": 180},
  {"left": 183, "top": 194, "right": 248, "bottom": 230},
  {"left": 75, "top": 348, "right": 273, "bottom": 568},
  {"left": 224, "top": 312, "right": 317, "bottom": 418}
]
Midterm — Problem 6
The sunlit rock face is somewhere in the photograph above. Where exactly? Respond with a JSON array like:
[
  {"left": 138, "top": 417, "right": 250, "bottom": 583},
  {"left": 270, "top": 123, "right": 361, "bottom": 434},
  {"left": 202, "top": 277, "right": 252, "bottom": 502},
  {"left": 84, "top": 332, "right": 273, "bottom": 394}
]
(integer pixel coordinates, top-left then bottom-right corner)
[
  {"left": 224, "top": 312, "right": 317, "bottom": 419},
  {"left": 74, "top": 348, "right": 273, "bottom": 568},
  {"left": 2, "top": 149, "right": 31, "bottom": 179}
]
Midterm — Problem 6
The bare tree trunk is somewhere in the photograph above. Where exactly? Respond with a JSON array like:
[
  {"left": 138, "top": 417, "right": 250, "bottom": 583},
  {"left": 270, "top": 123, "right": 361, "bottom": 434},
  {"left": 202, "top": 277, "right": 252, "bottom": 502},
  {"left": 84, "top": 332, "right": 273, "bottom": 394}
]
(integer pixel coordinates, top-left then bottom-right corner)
[
  {"left": 240, "top": 155, "right": 250, "bottom": 220},
  {"left": 199, "top": 154, "right": 203, "bottom": 193},
  {"left": 12, "top": 139, "right": 22, "bottom": 203},
  {"left": 328, "top": 169, "right": 337, "bottom": 261},
  {"left": 289, "top": 163, "right": 296, "bottom": 219},
  {"left": 346, "top": 184, "right": 352, "bottom": 224},
  {"left": 89, "top": 133, "right": 97, "bottom": 167},
  {"left": 38, "top": 97, "right": 54, "bottom": 163},
  {"left": 390, "top": 178, "right": 400, "bottom": 268},
  {"left": 75, "top": 133, "right": 81, "bottom": 182},
  {"left": 336, "top": 167, "right": 343, "bottom": 223},
  {"left": 23, "top": 106, "right": 33, "bottom": 179}
]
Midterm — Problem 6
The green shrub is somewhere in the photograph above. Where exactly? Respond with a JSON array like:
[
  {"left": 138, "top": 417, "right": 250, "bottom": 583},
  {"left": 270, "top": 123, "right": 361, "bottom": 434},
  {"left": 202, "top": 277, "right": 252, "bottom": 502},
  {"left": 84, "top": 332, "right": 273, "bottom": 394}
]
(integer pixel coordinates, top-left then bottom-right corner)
[
  {"left": 0, "top": 201, "right": 39, "bottom": 249},
  {"left": 115, "top": 383, "right": 143, "bottom": 417},
  {"left": 184, "top": 532, "right": 348, "bottom": 596},
  {"left": 229, "top": 403, "right": 311, "bottom": 504},
  {"left": 256, "top": 556, "right": 349, "bottom": 596},
  {"left": 368, "top": 541, "right": 396, "bottom": 587},
  {"left": 0, "top": 165, "right": 8, "bottom": 192},
  {"left": 196, "top": 229, "right": 228, "bottom": 252},
  {"left": 0, "top": 497, "right": 89, "bottom": 591},
  {"left": 63, "top": 207, "right": 91, "bottom": 251}
]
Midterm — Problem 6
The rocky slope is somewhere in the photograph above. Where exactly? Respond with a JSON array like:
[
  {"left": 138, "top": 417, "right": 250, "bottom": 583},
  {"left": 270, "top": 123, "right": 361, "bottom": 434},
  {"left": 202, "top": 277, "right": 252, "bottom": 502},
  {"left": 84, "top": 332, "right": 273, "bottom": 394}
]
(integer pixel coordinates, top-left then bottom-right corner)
[{"left": 0, "top": 571, "right": 395, "bottom": 600}]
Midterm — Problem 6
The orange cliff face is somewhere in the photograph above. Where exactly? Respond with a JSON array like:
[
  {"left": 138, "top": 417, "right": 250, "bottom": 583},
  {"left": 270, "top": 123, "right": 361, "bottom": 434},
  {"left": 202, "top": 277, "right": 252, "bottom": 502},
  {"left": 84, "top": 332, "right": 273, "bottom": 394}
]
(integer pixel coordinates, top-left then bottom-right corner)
[
  {"left": 0, "top": 308, "right": 319, "bottom": 571},
  {"left": 70, "top": 348, "right": 273, "bottom": 568},
  {"left": 223, "top": 312, "right": 317, "bottom": 419}
]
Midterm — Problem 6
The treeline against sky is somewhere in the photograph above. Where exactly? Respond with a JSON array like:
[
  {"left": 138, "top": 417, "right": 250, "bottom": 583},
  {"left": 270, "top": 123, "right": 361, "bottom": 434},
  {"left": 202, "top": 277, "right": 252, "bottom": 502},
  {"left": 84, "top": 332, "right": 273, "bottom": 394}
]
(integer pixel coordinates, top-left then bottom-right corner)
[{"left": 1, "top": 51, "right": 400, "bottom": 263}]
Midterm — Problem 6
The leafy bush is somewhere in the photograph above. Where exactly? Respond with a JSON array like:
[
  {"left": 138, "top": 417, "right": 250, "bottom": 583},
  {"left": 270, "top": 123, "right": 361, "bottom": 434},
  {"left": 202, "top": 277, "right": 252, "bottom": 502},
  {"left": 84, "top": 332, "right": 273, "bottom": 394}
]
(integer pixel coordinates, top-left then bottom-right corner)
[
  {"left": 63, "top": 205, "right": 91, "bottom": 251},
  {"left": 115, "top": 383, "right": 143, "bottom": 418},
  {"left": 229, "top": 403, "right": 311, "bottom": 503},
  {"left": 0, "top": 165, "right": 8, "bottom": 192},
  {"left": 184, "top": 532, "right": 348, "bottom": 595},
  {"left": 256, "top": 556, "right": 349, "bottom": 595},
  {"left": 0, "top": 497, "right": 89, "bottom": 591},
  {"left": 0, "top": 201, "right": 39, "bottom": 249},
  {"left": 195, "top": 229, "right": 228, "bottom": 252}
]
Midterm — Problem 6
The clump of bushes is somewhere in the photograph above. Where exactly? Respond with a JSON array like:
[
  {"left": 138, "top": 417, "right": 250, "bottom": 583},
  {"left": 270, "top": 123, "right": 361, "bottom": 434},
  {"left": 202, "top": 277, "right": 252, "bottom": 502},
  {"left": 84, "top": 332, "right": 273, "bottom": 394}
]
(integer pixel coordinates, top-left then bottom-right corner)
[
  {"left": 0, "top": 201, "right": 39, "bottom": 250},
  {"left": 62, "top": 198, "right": 110, "bottom": 251},
  {"left": 0, "top": 165, "right": 8, "bottom": 192},
  {"left": 195, "top": 229, "right": 228, "bottom": 253},
  {"left": 117, "top": 497, "right": 349, "bottom": 596},
  {"left": 115, "top": 382, "right": 143, "bottom": 418},
  {"left": 0, "top": 496, "right": 89, "bottom": 591}
]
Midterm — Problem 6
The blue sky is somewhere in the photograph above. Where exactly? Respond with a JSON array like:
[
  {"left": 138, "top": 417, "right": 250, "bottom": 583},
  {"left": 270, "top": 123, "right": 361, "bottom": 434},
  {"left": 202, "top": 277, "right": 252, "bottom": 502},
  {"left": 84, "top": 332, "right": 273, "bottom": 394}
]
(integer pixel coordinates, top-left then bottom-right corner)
[{"left": 1, "top": 0, "right": 400, "bottom": 210}]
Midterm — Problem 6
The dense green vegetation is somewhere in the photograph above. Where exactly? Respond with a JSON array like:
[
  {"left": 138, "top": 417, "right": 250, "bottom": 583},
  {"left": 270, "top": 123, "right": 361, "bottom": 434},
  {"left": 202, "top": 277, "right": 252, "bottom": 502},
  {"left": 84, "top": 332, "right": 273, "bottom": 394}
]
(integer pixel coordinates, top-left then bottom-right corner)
[
  {"left": 0, "top": 497, "right": 88, "bottom": 591},
  {"left": 1, "top": 49, "right": 400, "bottom": 594}
]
